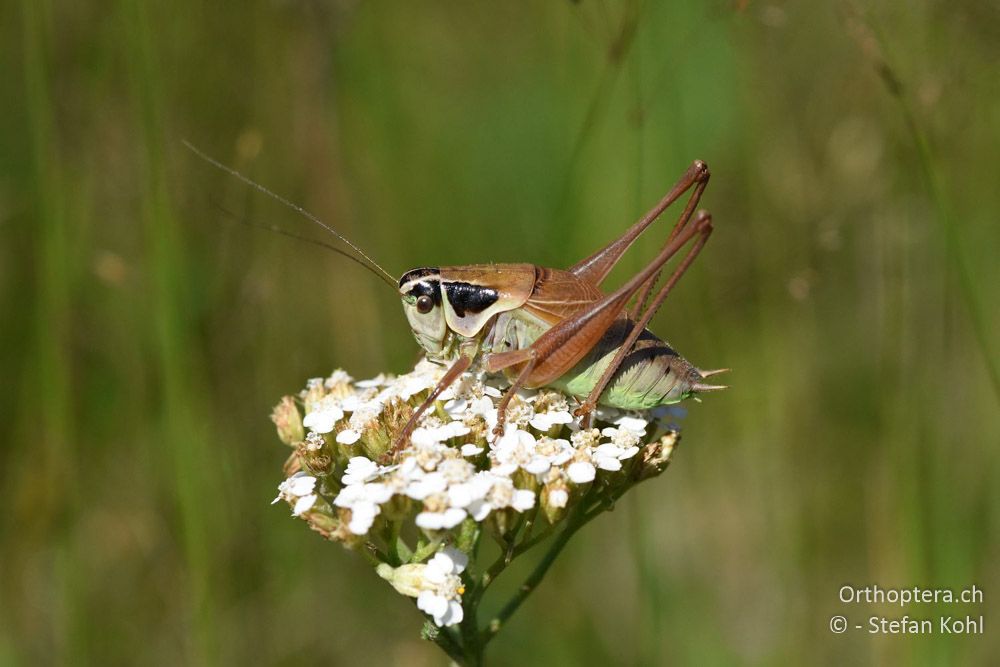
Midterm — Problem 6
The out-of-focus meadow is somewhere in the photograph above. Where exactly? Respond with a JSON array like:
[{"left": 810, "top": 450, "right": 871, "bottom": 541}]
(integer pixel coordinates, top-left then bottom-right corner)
[{"left": 2, "top": 1, "right": 998, "bottom": 664}]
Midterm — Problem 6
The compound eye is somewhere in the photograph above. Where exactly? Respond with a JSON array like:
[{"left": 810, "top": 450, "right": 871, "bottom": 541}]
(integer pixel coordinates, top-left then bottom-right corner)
[{"left": 416, "top": 295, "right": 434, "bottom": 314}]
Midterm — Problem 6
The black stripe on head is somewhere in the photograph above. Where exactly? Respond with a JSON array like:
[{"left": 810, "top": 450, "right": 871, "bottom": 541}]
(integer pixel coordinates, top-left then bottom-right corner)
[
  {"left": 405, "top": 278, "right": 442, "bottom": 306},
  {"left": 399, "top": 267, "right": 440, "bottom": 288},
  {"left": 444, "top": 281, "right": 499, "bottom": 318}
]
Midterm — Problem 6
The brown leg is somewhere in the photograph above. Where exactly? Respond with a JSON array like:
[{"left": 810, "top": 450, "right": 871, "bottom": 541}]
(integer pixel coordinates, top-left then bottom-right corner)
[
  {"left": 576, "top": 211, "right": 714, "bottom": 425},
  {"left": 484, "top": 209, "right": 710, "bottom": 410},
  {"left": 489, "top": 352, "right": 538, "bottom": 439},
  {"left": 570, "top": 160, "right": 710, "bottom": 287},
  {"left": 383, "top": 353, "right": 473, "bottom": 462},
  {"left": 628, "top": 174, "right": 710, "bottom": 319}
]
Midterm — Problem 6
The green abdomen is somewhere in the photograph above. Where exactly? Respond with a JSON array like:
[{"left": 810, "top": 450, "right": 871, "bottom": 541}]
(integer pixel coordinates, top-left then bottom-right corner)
[{"left": 492, "top": 313, "right": 703, "bottom": 410}]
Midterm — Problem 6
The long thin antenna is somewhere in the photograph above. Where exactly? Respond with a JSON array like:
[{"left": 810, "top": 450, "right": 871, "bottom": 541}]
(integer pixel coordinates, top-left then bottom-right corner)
[
  {"left": 210, "top": 201, "right": 398, "bottom": 289},
  {"left": 182, "top": 140, "right": 397, "bottom": 287}
]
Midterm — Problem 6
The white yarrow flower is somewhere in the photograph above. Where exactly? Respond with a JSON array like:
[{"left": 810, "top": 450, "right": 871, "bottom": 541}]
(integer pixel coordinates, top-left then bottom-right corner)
[
  {"left": 342, "top": 457, "right": 382, "bottom": 485},
  {"left": 334, "top": 482, "right": 394, "bottom": 535},
  {"left": 336, "top": 429, "right": 362, "bottom": 444},
  {"left": 302, "top": 400, "right": 344, "bottom": 434},
  {"left": 460, "top": 443, "right": 484, "bottom": 457},
  {"left": 415, "top": 548, "right": 468, "bottom": 627},
  {"left": 566, "top": 461, "right": 596, "bottom": 484},
  {"left": 529, "top": 408, "right": 574, "bottom": 431},
  {"left": 273, "top": 472, "right": 317, "bottom": 504},
  {"left": 275, "top": 358, "right": 691, "bottom": 642}
]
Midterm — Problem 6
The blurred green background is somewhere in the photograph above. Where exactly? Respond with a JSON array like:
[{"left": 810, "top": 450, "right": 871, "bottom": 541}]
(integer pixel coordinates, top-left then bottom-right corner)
[{"left": 2, "top": 1, "right": 998, "bottom": 664}]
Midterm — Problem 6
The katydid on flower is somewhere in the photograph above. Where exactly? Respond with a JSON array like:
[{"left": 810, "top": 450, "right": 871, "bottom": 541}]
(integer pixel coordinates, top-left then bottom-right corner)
[{"left": 186, "top": 143, "right": 728, "bottom": 461}]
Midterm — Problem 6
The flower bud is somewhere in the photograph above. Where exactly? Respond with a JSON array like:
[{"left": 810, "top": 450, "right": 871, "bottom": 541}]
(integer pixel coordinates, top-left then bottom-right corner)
[
  {"left": 541, "top": 479, "right": 569, "bottom": 524},
  {"left": 324, "top": 370, "right": 355, "bottom": 398},
  {"left": 282, "top": 452, "right": 303, "bottom": 478},
  {"left": 377, "top": 562, "right": 428, "bottom": 598},
  {"left": 359, "top": 398, "right": 412, "bottom": 460},
  {"left": 271, "top": 396, "right": 304, "bottom": 446},
  {"left": 301, "top": 378, "right": 327, "bottom": 412},
  {"left": 487, "top": 508, "right": 512, "bottom": 539},
  {"left": 305, "top": 509, "right": 344, "bottom": 541},
  {"left": 638, "top": 431, "right": 680, "bottom": 481},
  {"left": 298, "top": 431, "right": 334, "bottom": 477}
]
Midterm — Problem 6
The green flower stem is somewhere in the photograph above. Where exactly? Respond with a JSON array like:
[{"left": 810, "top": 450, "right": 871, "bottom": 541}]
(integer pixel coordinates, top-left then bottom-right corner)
[
  {"left": 518, "top": 504, "right": 541, "bottom": 544},
  {"left": 359, "top": 544, "right": 383, "bottom": 567},
  {"left": 459, "top": 593, "right": 484, "bottom": 666},
  {"left": 480, "top": 518, "right": 583, "bottom": 643},
  {"left": 386, "top": 520, "right": 406, "bottom": 565},
  {"left": 428, "top": 624, "right": 465, "bottom": 665},
  {"left": 409, "top": 536, "right": 444, "bottom": 563},
  {"left": 509, "top": 522, "right": 558, "bottom": 560},
  {"left": 480, "top": 489, "right": 607, "bottom": 645}
]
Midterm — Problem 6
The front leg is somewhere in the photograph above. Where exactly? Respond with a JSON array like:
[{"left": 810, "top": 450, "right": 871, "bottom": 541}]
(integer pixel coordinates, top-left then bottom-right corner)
[{"left": 383, "top": 347, "right": 476, "bottom": 462}]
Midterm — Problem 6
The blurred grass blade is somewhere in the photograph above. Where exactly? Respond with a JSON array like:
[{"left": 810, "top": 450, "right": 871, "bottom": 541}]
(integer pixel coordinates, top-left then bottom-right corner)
[
  {"left": 120, "top": 0, "right": 220, "bottom": 663},
  {"left": 17, "top": 0, "right": 80, "bottom": 661},
  {"left": 848, "top": 7, "right": 1000, "bottom": 404}
]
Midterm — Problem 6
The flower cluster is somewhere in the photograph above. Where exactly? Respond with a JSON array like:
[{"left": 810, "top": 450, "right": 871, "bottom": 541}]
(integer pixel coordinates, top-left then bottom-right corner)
[{"left": 271, "top": 359, "right": 681, "bottom": 629}]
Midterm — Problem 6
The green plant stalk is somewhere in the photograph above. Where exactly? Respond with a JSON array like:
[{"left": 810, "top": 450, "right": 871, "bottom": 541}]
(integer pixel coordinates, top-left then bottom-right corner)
[
  {"left": 865, "top": 16, "right": 1000, "bottom": 404},
  {"left": 20, "top": 0, "right": 81, "bottom": 660},
  {"left": 120, "top": 0, "right": 219, "bottom": 662}
]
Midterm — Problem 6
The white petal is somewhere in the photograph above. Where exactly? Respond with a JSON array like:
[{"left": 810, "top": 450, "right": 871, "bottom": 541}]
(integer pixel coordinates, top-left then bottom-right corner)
[
  {"left": 423, "top": 554, "right": 450, "bottom": 582},
  {"left": 354, "top": 375, "right": 386, "bottom": 388},
  {"left": 529, "top": 414, "right": 555, "bottom": 431},
  {"left": 595, "top": 443, "right": 624, "bottom": 457},
  {"left": 336, "top": 429, "right": 361, "bottom": 445},
  {"left": 340, "top": 395, "right": 365, "bottom": 412},
  {"left": 619, "top": 445, "right": 640, "bottom": 460},
  {"left": 567, "top": 461, "right": 596, "bottom": 484},
  {"left": 615, "top": 415, "right": 649, "bottom": 433},
  {"left": 286, "top": 474, "right": 317, "bottom": 497},
  {"left": 347, "top": 503, "right": 378, "bottom": 535},
  {"left": 438, "top": 508, "right": 467, "bottom": 528},
  {"left": 460, "top": 444, "right": 484, "bottom": 457},
  {"left": 441, "top": 546, "right": 468, "bottom": 573},
  {"left": 447, "top": 483, "right": 475, "bottom": 508},
  {"left": 548, "top": 410, "right": 574, "bottom": 425},
  {"left": 490, "top": 463, "right": 518, "bottom": 478},
  {"left": 334, "top": 482, "right": 392, "bottom": 508},
  {"left": 496, "top": 429, "right": 529, "bottom": 453},
  {"left": 405, "top": 473, "right": 448, "bottom": 500},
  {"left": 595, "top": 456, "right": 622, "bottom": 472},
  {"left": 547, "top": 488, "right": 569, "bottom": 508},
  {"left": 549, "top": 449, "right": 573, "bottom": 466},
  {"left": 439, "top": 600, "right": 464, "bottom": 627},
  {"left": 342, "top": 457, "right": 379, "bottom": 485},
  {"left": 292, "top": 494, "right": 317, "bottom": 516},
  {"left": 417, "top": 591, "right": 448, "bottom": 619},
  {"left": 468, "top": 499, "right": 492, "bottom": 521},
  {"left": 524, "top": 457, "right": 551, "bottom": 475},
  {"left": 511, "top": 489, "right": 536, "bottom": 512},
  {"left": 363, "top": 482, "right": 395, "bottom": 504},
  {"left": 469, "top": 396, "right": 496, "bottom": 415},
  {"left": 411, "top": 428, "right": 445, "bottom": 447},
  {"left": 302, "top": 406, "right": 343, "bottom": 434},
  {"left": 334, "top": 485, "right": 365, "bottom": 507},
  {"left": 416, "top": 511, "right": 447, "bottom": 530},
  {"left": 443, "top": 422, "right": 471, "bottom": 438}
]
